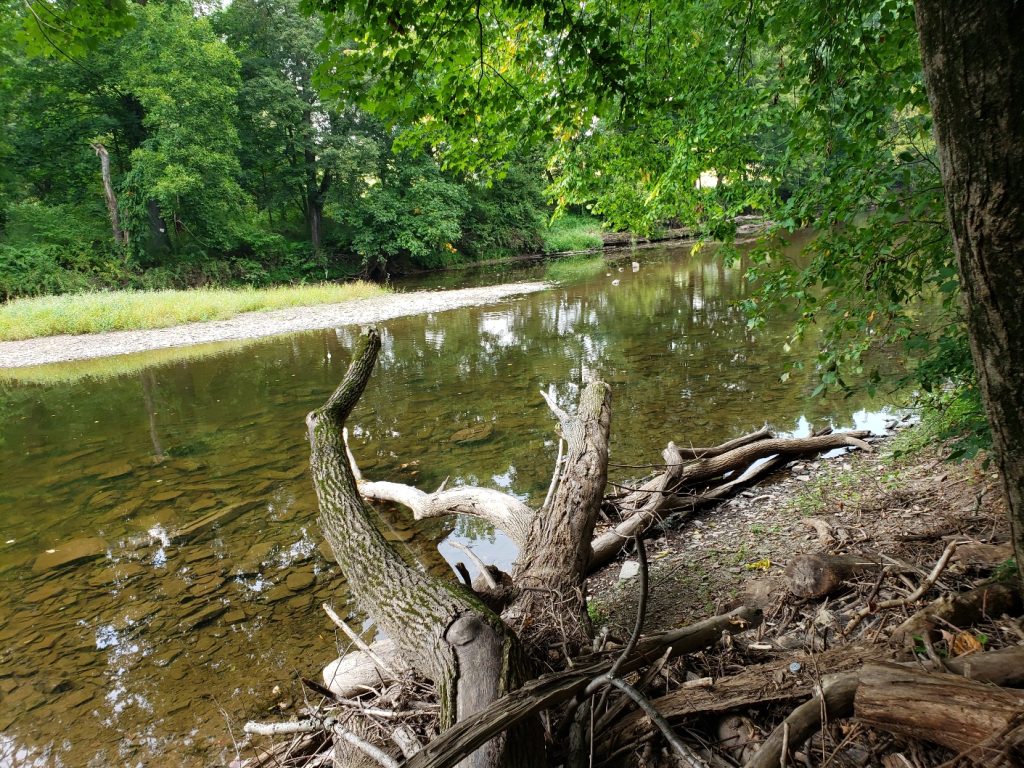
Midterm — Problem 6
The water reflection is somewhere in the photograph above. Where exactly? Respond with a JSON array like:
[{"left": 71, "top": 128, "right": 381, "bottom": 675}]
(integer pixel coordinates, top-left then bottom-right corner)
[{"left": 0, "top": 241, "right": 903, "bottom": 765}]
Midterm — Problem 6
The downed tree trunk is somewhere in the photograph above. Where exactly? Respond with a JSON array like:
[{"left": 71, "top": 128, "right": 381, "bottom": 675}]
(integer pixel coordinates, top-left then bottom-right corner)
[
  {"left": 746, "top": 645, "right": 1024, "bottom": 768},
  {"left": 855, "top": 663, "right": 1024, "bottom": 759},
  {"left": 891, "top": 579, "right": 1021, "bottom": 645},
  {"left": 603, "top": 644, "right": 875, "bottom": 757}
]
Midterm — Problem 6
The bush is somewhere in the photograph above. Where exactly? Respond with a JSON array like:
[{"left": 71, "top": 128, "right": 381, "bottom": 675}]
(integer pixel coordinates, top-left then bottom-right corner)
[
  {"left": 541, "top": 214, "right": 605, "bottom": 253},
  {"left": 0, "top": 201, "right": 127, "bottom": 299}
]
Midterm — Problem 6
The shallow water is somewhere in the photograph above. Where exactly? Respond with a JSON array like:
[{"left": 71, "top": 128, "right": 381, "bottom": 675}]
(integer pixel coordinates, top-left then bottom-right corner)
[{"left": 0, "top": 241, "right": 900, "bottom": 766}]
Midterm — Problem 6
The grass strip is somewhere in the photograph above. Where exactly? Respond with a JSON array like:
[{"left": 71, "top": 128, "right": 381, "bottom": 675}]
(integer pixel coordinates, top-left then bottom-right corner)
[{"left": 0, "top": 282, "right": 388, "bottom": 341}]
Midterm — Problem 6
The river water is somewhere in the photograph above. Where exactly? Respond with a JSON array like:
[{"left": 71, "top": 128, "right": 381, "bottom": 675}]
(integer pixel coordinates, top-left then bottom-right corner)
[{"left": 0, "top": 241, "right": 899, "bottom": 766}]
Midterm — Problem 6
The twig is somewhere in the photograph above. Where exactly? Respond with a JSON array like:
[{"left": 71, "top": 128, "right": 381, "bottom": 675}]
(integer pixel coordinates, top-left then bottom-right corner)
[
  {"left": 335, "top": 724, "right": 400, "bottom": 768},
  {"left": 322, "top": 603, "right": 401, "bottom": 678},
  {"left": 454, "top": 561, "right": 474, "bottom": 588},
  {"left": 606, "top": 676, "right": 707, "bottom": 767},
  {"left": 542, "top": 437, "right": 565, "bottom": 510},
  {"left": 594, "top": 645, "right": 672, "bottom": 733},
  {"left": 843, "top": 540, "right": 960, "bottom": 635},
  {"left": 449, "top": 541, "right": 498, "bottom": 589}
]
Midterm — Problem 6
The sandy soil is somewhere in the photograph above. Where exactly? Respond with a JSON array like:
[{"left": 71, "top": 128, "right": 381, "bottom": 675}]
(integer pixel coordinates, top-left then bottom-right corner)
[{"left": 0, "top": 282, "right": 549, "bottom": 369}]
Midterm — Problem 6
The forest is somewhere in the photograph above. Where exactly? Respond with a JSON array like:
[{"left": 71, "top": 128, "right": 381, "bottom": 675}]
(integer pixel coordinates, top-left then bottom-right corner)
[
  {"left": 0, "top": 0, "right": 587, "bottom": 300},
  {"left": 2, "top": 0, "right": 1023, "bottom": 767}
]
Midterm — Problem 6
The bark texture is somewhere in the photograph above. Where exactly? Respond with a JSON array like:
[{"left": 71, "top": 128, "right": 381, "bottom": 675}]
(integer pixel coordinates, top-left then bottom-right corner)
[
  {"left": 505, "top": 384, "right": 612, "bottom": 649},
  {"left": 855, "top": 663, "right": 1024, "bottom": 758},
  {"left": 308, "top": 330, "right": 533, "bottom": 767},
  {"left": 914, "top": 0, "right": 1024, "bottom": 586}
]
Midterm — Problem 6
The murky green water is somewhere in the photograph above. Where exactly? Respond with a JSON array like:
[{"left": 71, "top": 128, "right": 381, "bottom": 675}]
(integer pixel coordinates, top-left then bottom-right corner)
[{"left": 0, "top": 241, "right": 900, "bottom": 766}]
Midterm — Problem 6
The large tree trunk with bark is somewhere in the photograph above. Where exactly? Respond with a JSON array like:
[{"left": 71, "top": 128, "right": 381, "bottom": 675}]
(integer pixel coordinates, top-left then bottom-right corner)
[
  {"left": 308, "top": 330, "right": 536, "bottom": 768},
  {"left": 914, "top": 1, "right": 1024, "bottom": 587}
]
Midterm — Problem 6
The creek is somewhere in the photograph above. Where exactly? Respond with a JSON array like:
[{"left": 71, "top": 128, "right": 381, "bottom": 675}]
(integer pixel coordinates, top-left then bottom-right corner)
[{"left": 0, "top": 239, "right": 901, "bottom": 766}]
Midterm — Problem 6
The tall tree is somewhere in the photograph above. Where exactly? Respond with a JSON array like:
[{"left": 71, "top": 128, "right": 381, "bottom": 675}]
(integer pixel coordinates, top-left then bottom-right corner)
[
  {"left": 215, "top": 0, "right": 376, "bottom": 251},
  {"left": 119, "top": 3, "right": 248, "bottom": 256},
  {"left": 913, "top": 1, "right": 1024, "bottom": 584}
]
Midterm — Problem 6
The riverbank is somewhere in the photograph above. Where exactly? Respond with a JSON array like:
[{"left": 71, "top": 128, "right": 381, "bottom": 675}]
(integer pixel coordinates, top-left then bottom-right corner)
[{"left": 0, "top": 281, "right": 548, "bottom": 368}]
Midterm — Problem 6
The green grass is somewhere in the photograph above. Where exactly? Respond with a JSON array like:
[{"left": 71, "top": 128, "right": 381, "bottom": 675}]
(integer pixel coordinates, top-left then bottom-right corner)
[
  {"left": 541, "top": 214, "right": 605, "bottom": 254},
  {"left": 0, "top": 282, "right": 388, "bottom": 341},
  {"left": 544, "top": 255, "right": 608, "bottom": 283}
]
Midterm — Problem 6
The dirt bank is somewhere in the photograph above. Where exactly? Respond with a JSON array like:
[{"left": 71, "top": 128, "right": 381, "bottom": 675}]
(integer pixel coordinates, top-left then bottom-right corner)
[{"left": 0, "top": 282, "right": 549, "bottom": 369}]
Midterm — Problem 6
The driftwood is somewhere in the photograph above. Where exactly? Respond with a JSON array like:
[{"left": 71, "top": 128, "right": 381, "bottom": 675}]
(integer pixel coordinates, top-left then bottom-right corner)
[
  {"left": 745, "top": 645, "right": 1024, "bottom": 768},
  {"left": 288, "top": 331, "right": 884, "bottom": 768},
  {"left": 890, "top": 579, "right": 1021, "bottom": 646},
  {"left": 347, "top": 423, "right": 874, "bottom": 581},
  {"left": 855, "top": 663, "right": 1024, "bottom": 759},
  {"left": 603, "top": 644, "right": 876, "bottom": 757}
]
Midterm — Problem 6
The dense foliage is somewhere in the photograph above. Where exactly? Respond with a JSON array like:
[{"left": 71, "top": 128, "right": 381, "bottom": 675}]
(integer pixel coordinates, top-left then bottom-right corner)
[
  {"left": 305, "top": 0, "right": 968, "bottom": 402},
  {"left": 0, "top": 0, "right": 560, "bottom": 299}
]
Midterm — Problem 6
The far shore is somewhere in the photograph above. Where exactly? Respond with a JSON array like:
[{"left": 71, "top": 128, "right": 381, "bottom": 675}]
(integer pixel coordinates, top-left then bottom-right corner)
[{"left": 0, "top": 282, "right": 549, "bottom": 370}]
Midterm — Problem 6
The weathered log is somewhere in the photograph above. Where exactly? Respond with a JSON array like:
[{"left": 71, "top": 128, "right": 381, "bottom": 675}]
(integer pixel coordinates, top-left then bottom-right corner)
[
  {"left": 404, "top": 607, "right": 762, "bottom": 768},
  {"left": 944, "top": 644, "right": 1024, "bottom": 686},
  {"left": 744, "top": 673, "right": 859, "bottom": 768},
  {"left": 672, "top": 426, "right": 774, "bottom": 459},
  {"left": 954, "top": 541, "right": 1014, "bottom": 569},
  {"left": 589, "top": 455, "right": 789, "bottom": 572},
  {"left": 745, "top": 645, "right": 1024, "bottom": 768},
  {"left": 603, "top": 643, "right": 875, "bottom": 758},
  {"left": 666, "top": 430, "right": 872, "bottom": 492},
  {"left": 784, "top": 552, "right": 882, "bottom": 599},
  {"left": 854, "top": 663, "right": 1024, "bottom": 758}
]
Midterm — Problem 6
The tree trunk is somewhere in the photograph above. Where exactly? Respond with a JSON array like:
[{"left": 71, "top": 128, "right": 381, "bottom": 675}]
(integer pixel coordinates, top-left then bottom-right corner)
[
  {"left": 504, "top": 384, "right": 611, "bottom": 651},
  {"left": 914, "top": 1, "right": 1024, "bottom": 587},
  {"left": 90, "top": 143, "right": 125, "bottom": 247},
  {"left": 307, "top": 330, "right": 537, "bottom": 768},
  {"left": 855, "top": 663, "right": 1024, "bottom": 760}
]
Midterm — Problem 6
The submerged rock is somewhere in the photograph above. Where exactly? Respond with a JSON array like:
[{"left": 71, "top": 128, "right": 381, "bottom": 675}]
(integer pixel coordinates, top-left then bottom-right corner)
[
  {"left": 32, "top": 538, "right": 108, "bottom": 573},
  {"left": 285, "top": 571, "right": 315, "bottom": 591},
  {"left": 450, "top": 423, "right": 493, "bottom": 444}
]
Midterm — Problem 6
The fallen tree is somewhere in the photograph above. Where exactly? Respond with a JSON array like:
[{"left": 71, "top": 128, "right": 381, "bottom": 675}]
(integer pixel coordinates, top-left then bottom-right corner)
[{"left": 244, "top": 328, "right": 929, "bottom": 767}]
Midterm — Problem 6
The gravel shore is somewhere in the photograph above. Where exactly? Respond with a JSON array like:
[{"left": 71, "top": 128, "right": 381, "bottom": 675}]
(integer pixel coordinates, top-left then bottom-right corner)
[{"left": 0, "top": 282, "right": 549, "bottom": 369}]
